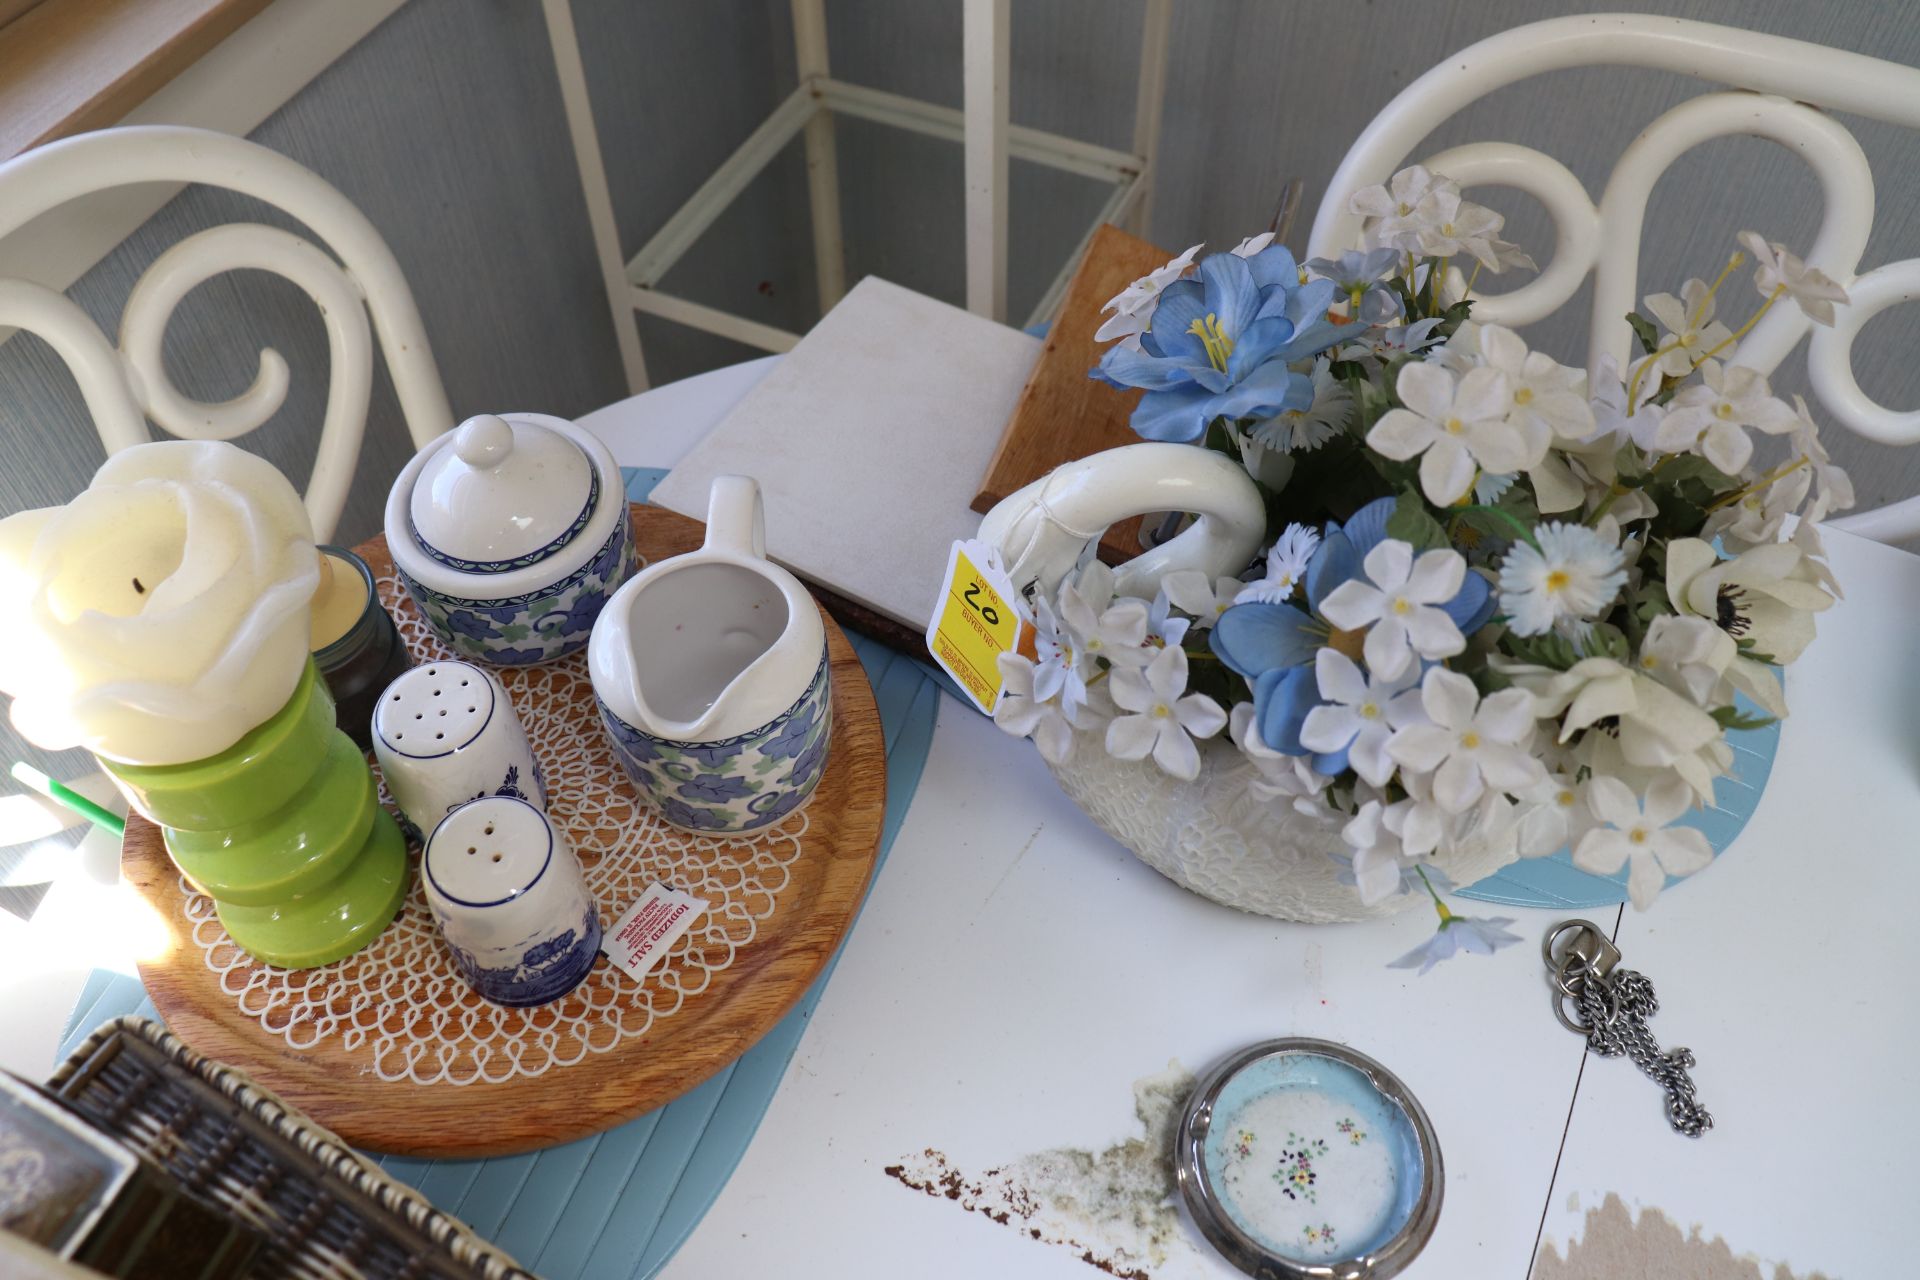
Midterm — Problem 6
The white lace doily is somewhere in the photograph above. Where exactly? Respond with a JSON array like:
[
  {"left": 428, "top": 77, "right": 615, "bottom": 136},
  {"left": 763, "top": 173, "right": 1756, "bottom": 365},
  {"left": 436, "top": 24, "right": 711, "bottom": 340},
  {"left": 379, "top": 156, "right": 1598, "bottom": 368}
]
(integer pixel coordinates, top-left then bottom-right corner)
[{"left": 175, "top": 571, "right": 810, "bottom": 1086}]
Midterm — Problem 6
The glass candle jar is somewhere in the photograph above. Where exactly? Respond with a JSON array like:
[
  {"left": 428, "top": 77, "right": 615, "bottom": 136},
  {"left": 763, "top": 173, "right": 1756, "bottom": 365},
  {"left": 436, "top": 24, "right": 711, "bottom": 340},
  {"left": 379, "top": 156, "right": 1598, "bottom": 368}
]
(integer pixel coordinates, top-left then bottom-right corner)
[
  {"left": 1176, "top": 1039, "right": 1442, "bottom": 1280},
  {"left": 311, "top": 546, "right": 411, "bottom": 751}
]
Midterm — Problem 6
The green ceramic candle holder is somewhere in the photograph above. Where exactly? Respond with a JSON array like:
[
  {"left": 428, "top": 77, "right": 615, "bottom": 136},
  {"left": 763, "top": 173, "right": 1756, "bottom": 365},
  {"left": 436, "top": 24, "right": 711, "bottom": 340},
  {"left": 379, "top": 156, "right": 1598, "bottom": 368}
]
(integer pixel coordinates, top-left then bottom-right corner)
[{"left": 103, "top": 661, "right": 408, "bottom": 968}]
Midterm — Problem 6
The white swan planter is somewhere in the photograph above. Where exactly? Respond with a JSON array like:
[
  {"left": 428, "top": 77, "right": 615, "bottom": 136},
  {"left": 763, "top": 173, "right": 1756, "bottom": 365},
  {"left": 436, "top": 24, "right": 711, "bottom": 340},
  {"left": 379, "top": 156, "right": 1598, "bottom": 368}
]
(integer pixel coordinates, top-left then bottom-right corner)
[{"left": 977, "top": 444, "right": 1522, "bottom": 923}]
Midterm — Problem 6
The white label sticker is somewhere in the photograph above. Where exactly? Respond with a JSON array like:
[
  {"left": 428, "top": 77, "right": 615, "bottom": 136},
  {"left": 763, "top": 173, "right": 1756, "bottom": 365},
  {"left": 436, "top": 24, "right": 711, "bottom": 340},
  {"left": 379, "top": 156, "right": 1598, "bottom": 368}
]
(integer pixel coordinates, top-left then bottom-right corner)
[{"left": 603, "top": 882, "right": 709, "bottom": 982}]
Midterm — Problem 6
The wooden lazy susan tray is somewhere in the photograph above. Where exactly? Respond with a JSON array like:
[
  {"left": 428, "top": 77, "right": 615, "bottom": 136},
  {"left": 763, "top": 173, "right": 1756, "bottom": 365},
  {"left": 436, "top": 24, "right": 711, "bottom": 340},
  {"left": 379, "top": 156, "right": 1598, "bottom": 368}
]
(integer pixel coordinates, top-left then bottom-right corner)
[{"left": 122, "top": 505, "right": 887, "bottom": 1157}]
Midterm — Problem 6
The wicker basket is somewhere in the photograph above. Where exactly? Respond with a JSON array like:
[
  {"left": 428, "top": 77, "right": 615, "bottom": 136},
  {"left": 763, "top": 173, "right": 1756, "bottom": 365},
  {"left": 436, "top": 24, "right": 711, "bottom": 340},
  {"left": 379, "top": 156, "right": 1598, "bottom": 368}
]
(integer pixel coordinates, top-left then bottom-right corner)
[{"left": 45, "top": 1017, "right": 536, "bottom": 1280}]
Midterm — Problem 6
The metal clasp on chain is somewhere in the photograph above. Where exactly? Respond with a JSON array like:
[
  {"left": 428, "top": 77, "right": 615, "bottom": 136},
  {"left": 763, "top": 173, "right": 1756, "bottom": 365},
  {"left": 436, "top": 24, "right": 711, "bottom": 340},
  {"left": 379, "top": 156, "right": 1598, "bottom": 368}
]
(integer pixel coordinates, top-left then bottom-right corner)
[
  {"left": 1541, "top": 919, "right": 1714, "bottom": 1139},
  {"left": 1544, "top": 918, "right": 1620, "bottom": 1034}
]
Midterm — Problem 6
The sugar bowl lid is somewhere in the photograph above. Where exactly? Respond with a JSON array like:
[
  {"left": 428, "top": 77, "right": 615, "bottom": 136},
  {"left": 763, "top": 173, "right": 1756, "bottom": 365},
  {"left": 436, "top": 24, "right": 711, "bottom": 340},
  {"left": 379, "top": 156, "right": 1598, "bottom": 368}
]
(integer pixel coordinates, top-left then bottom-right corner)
[
  {"left": 408, "top": 414, "right": 597, "bottom": 570},
  {"left": 1175, "top": 1038, "right": 1442, "bottom": 1280}
]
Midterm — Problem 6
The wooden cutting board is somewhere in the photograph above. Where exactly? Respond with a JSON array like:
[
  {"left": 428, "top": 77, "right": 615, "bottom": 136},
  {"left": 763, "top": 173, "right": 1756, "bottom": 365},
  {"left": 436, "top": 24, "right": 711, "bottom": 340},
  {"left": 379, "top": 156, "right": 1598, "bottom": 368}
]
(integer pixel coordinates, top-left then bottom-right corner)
[
  {"left": 971, "top": 223, "right": 1175, "bottom": 563},
  {"left": 123, "top": 504, "right": 888, "bottom": 1157}
]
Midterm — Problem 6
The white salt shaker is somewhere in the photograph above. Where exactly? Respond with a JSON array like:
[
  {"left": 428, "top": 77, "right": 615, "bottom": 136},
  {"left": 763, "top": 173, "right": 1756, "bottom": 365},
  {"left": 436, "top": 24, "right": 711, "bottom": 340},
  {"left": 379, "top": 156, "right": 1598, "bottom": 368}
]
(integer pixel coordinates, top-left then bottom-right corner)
[
  {"left": 372, "top": 660, "right": 544, "bottom": 841},
  {"left": 423, "top": 796, "right": 601, "bottom": 1006}
]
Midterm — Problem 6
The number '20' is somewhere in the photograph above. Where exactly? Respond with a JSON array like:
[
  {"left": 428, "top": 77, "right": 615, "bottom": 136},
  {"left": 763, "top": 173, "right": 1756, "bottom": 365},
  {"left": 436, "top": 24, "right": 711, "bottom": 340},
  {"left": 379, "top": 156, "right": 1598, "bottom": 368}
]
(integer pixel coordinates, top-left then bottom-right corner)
[{"left": 963, "top": 580, "right": 1000, "bottom": 626}]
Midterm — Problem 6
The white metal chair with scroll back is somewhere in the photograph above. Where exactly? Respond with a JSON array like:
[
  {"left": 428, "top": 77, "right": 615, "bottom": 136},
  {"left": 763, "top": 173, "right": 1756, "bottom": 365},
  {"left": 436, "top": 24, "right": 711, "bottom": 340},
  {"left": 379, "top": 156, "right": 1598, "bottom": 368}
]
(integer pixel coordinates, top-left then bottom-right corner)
[
  {"left": 1307, "top": 12, "right": 1920, "bottom": 545},
  {"left": 0, "top": 124, "right": 454, "bottom": 543}
]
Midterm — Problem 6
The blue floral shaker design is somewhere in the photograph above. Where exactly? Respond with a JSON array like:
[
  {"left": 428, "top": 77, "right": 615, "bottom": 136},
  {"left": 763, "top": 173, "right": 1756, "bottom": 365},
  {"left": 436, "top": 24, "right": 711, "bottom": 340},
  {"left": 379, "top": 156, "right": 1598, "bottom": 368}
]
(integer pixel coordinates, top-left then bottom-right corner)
[
  {"left": 423, "top": 796, "right": 600, "bottom": 1006},
  {"left": 589, "top": 475, "right": 833, "bottom": 833}
]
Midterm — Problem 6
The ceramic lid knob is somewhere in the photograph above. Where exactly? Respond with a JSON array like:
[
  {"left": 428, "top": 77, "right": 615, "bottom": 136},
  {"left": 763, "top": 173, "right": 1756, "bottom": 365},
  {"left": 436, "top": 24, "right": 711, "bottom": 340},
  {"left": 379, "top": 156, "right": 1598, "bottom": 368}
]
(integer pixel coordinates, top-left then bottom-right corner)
[
  {"left": 453, "top": 414, "right": 515, "bottom": 468},
  {"left": 407, "top": 413, "right": 596, "bottom": 566}
]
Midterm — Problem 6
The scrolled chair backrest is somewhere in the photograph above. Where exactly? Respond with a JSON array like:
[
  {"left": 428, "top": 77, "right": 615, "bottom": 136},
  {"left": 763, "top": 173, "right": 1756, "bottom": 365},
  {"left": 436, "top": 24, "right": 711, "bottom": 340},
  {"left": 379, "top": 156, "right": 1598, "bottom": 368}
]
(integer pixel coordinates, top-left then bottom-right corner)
[
  {"left": 0, "top": 125, "right": 454, "bottom": 542},
  {"left": 1307, "top": 14, "right": 1920, "bottom": 543}
]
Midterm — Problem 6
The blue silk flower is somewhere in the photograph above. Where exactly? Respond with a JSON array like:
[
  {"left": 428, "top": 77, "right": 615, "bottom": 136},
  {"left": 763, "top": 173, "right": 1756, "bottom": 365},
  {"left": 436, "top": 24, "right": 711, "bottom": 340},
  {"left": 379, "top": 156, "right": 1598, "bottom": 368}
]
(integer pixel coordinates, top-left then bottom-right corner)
[
  {"left": 1093, "top": 245, "right": 1366, "bottom": 443},
  {"left": 1208, "top": 498, "right": 1496, "bottom": 773}
]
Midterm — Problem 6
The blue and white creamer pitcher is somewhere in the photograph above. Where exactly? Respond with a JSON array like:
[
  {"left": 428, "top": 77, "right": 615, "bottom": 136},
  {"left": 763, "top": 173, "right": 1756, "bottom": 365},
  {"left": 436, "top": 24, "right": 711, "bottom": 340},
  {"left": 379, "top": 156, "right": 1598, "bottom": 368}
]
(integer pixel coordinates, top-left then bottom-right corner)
[{"left": 589, "top": 476, "right": 832, "bottom": 833}]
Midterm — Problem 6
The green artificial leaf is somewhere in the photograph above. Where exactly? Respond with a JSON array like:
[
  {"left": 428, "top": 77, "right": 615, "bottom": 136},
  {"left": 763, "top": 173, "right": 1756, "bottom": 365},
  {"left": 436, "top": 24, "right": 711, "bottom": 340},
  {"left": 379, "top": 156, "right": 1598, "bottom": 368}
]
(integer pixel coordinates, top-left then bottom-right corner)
[
  {"left": 1495, "top": 481, "right": 1539, "bottom": 523},
  {"left": 1452, "top": 506, "right": 1514, "bottom": 552},
  {"left": 1633, "top": 591, "right": 1671, "bottom": 620},
  {"left": 1581, "top": 622, "right": 1631, "bottom": 663},
  {"left": 1385, "top": 487, "right": 1450, "bottom": 551},
  {"left": 1183, "top": 643, "right": 1247, "bottom": 711},
  {"left": 1647, "top": 492, "right": 1707, "bottom": 541},
  {"left": 1735, "top": 638, "right": 1780, "bottom": 666},
  {"left": 1202, "top": 416, "right": 1242, "bottom": 466},
  {"left": 1710, "top": 705, "right": 1778, "bottom": 733},
  {"left": 1288, "top": 433, "right": 1395, "bottom": 523},
  {"left": 1654, "top": 454, "right": 1741, "bottom": 495},
  {"left": 1626, "top": 311, "right": 1661, "bottom": 356},
  {"left": 1477, "top": 665, "right": 1515, "bottom": 693},
  {"left": 1386, "top": 274, "right": 1419, "bottom": 318},
  {"left": 1613, "top": 443, "right": 1649, "bottom": 484},
  {"left": 1500, "top": 629, "right": 1584, "bottom": 671},
  {"left": 1349, "top": 375, "right": 1392, "bottom": 425}
]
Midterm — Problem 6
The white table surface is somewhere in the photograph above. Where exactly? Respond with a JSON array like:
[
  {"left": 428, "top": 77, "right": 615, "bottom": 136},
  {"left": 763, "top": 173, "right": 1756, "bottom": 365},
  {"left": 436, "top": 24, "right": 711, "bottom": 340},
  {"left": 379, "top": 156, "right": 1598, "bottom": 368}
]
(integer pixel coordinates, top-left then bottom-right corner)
[
  {"left": 2, "top": 355, "right": 1904, "bottom": 1280},
  {"left": 583, "top": 359, "right": 1912, "bottom": 1280}
]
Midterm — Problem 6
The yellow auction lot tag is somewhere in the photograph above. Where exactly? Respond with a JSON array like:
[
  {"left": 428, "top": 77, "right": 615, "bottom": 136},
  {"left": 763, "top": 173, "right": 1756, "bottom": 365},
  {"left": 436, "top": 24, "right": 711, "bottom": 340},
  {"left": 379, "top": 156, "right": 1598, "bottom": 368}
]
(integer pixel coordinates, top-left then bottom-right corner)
[{"left": 926, "top": 540, "right": 1033, "bottom": 714}]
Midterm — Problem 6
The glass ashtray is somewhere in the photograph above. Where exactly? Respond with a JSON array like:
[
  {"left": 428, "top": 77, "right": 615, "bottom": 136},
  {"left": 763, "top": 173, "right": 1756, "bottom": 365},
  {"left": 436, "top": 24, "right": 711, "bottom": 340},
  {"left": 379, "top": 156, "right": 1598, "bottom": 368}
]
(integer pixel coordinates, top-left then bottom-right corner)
[{"left": 1175, "top": 1039, "right": 1442, "bottom": 1279}]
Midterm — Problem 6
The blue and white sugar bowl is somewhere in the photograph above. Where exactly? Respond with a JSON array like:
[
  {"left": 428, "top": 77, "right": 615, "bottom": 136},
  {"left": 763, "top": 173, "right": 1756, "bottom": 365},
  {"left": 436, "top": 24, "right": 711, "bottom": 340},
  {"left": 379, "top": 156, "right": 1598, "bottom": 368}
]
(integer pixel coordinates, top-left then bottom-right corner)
[
  {"left": 385, "top": 412, "right": 639, "bottom": 665},
  {"left": 423, "top": 795, "right": 601, "bottom": 1006}
]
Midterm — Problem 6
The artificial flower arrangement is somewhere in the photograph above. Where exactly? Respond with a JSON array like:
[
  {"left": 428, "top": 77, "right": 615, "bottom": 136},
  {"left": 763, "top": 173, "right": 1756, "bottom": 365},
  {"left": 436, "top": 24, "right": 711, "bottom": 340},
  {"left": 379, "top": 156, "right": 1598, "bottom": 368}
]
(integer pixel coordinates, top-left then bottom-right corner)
[{"left": 991, "top": 165, "right": 1852, "bottom": 970}]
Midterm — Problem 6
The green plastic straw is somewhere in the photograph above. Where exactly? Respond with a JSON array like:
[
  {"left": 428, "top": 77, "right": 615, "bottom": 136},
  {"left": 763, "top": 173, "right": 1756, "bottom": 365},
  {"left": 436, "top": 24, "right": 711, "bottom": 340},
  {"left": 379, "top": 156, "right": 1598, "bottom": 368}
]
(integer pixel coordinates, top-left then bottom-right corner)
[{"left": 10, "top": 762, "right": 125, "bottom": 837}]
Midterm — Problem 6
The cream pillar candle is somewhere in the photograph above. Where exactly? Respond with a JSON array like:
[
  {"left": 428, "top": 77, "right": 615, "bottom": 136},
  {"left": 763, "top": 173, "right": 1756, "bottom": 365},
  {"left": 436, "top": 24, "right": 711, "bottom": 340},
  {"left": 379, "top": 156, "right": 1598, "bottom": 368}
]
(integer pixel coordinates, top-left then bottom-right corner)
[
  {"left": 0, "top": 441, "right": 320, "bottom": 765},
  {"left": 309, "top": 550, "right": 371, "bottom": 651}
]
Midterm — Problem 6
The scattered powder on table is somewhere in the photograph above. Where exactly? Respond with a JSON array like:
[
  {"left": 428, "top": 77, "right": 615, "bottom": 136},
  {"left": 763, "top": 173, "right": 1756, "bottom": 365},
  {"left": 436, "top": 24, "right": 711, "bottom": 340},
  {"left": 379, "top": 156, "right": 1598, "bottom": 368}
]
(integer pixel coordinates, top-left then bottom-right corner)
[
  {"left": 1534, "top": 1193, "right": 1832, "bottom": 1280},
  {"left": 883, "top": 1060, "right": 1195, "bottom": 1280}
]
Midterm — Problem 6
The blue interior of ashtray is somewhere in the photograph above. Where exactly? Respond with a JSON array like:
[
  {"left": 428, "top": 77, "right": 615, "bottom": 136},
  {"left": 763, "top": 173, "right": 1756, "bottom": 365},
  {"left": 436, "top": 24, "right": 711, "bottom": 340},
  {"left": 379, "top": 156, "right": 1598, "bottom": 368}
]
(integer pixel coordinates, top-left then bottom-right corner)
[{"left": 1202, "top": 1051, "right": 1423, "bottom": 1262}]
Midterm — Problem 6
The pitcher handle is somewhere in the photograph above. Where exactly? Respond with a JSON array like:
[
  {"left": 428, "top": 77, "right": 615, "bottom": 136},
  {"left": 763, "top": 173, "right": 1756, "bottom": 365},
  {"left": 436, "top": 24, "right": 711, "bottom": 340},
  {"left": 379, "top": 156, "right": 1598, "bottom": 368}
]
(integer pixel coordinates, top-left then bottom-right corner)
[
  {"left": 703, "top": 474, "right": 767, "bottom": 558},
  {"left": 975, "top": 443, "right": 1266, "bottom": 602}
]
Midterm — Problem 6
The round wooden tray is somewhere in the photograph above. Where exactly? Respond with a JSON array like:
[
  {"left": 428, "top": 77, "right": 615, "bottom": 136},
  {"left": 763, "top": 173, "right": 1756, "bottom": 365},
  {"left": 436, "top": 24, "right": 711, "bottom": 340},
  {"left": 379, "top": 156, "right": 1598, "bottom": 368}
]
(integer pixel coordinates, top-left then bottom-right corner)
[{"left": 123, "top": 505, "right": 886, "bottom": 1157}]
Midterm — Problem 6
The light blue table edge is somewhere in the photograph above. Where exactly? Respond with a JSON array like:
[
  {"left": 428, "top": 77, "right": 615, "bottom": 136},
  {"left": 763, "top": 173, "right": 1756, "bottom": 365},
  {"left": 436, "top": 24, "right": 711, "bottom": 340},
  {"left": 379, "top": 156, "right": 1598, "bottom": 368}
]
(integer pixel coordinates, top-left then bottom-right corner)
[{"left": 57, "top": 466, "right": 944, "bottom": 1280}]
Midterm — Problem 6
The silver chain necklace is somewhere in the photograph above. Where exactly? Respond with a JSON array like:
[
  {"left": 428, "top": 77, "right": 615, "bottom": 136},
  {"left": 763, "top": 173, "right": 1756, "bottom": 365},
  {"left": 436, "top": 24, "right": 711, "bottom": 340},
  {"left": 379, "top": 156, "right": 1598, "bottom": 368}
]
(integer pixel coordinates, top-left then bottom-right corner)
[{"left": 1543, "top": 919, "right": 1713, "bottom": 1138}]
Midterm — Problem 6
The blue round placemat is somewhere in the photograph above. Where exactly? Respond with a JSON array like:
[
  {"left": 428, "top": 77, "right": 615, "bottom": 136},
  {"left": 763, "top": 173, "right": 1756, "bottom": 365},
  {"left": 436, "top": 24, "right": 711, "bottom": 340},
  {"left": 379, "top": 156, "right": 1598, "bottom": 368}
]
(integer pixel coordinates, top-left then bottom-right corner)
[{"left": 1455, "top": 699, "right": 1780, "bottom": 909}]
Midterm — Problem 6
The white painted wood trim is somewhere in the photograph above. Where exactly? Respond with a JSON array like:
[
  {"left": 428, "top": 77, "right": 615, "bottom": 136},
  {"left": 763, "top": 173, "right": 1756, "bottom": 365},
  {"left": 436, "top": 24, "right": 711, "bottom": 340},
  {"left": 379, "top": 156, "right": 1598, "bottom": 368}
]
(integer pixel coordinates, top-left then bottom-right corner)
[
  {"left": 1126, "top": 0, "right": 1171, "bottom": 237},
  {"left": 791, "top": 0, "right": 845, "bottom": 313},
  {"left": 542, "top": 0, "right": 650, "bottom": 394},
  {"left": 624, "top": 84, "right": 819, "bottom": 288},
  {"left": 0, "top": 0, "right": 409, "bottom": 349},
  {"left": 1024, "top": 171, "right": 1146, "bottom": 331},
  {"left": 961, "top": 0, "right": 1009, "bottom": 321},
  {"left": 629, "top": 286, "right": 801, "bottom": 354},
  {"left": 816, "top": 79, "right": 1138, "bottom": 182}
]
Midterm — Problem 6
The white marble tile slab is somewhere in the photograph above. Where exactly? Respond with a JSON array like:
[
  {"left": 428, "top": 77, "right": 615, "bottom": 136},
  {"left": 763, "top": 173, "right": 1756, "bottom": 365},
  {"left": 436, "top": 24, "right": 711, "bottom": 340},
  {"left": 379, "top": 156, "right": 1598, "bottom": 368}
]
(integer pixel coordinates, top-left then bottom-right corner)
[{"left": 647, "top": 277, "right": 1040, "bottom": 630}]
